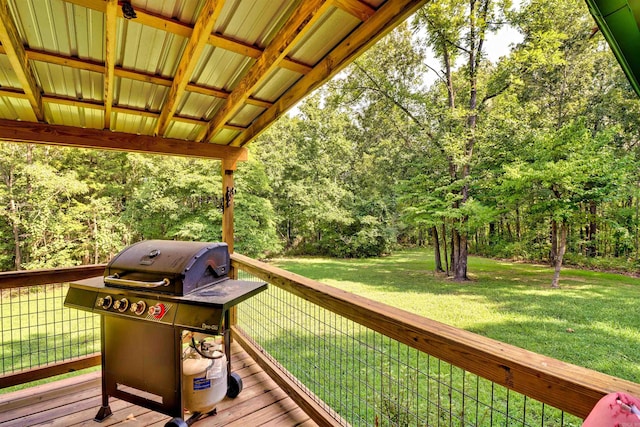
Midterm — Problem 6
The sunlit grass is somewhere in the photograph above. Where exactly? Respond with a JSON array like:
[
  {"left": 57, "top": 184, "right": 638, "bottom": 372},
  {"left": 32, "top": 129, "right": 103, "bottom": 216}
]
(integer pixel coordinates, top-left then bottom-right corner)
[{"left": 272, "top": 248, "right": 640, "bottom": 383}]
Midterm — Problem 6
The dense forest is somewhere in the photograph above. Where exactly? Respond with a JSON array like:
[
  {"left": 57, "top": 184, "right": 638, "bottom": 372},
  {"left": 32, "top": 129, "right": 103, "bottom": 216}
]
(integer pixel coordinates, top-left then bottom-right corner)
[{"left": 2, "top": 0, "right": 640, "bottom": 283}]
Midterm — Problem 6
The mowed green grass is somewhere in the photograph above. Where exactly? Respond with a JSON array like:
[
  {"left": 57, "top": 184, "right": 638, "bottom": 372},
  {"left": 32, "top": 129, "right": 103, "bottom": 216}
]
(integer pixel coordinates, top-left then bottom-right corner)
[{"left": 272, "top": 248, "right": 640, "bottom": 383}]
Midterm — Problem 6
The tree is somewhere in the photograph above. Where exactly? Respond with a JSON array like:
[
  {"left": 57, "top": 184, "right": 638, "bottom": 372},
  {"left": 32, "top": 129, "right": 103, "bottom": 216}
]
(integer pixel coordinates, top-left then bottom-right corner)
[
  {"left": 412, "top": 0, "right": 512, "bottom": 280},
  {"left": 501, "top": 121, "right": 625, "bottom": 287}
]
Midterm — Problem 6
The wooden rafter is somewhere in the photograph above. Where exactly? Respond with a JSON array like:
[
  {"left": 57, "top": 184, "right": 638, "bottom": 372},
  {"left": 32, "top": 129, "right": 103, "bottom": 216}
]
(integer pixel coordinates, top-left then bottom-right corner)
[
  {"left": 208, "top": 33, "right": 312, "bottom": 75},
  {"left": 38, "top": 92, "right": 248, "bottom": 132},
  {"left": 0, "top": 119, "right": 248, "bottom": 163},
  {"left": 0, "top": 0, "right": 423, "bottom": 151},
  {"left": 62, "top": 0, "right": 334, "bottom": 76},
  {"left": 0, "top": 45, "right": 274, "bottom": 109},
  {"left": 0, "top": 0, "right": 44, "bottom": 122},
  {"left": 103, "top": 0, "right": 118, "bottom": 129},
  {"left": 154, "top": 0, "right": 225, "bottom": 136},
  {"left": 198, "top": 0, "right": 332, "bottom": 143},
  {"left": 132, "top": 7, "right": 313, "bottom": 75},
  {"left": 334, "top": 0, "right": 376, "bottom": 22},
  {"left": 129, "top": 4, "right": 313, "bottom": 75},
  {"left": 230, "top": 0, "right": 428, "bottom": 147}
]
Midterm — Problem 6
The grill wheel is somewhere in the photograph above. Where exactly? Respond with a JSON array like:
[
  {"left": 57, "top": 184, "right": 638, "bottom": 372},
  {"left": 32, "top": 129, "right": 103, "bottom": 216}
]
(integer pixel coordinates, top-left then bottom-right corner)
[{"left": 227, "top": 372, "right": 243, "bottom": 398}]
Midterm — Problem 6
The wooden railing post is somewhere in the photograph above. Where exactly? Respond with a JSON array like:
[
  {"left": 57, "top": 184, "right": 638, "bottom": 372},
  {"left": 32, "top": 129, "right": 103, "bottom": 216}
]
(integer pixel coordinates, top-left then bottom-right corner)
[
  {"left": 222, "top": 159, "right": 238, "bottom": 327},
  {"left": 221, "top": 159, "right": 236, "bottom": 254}
]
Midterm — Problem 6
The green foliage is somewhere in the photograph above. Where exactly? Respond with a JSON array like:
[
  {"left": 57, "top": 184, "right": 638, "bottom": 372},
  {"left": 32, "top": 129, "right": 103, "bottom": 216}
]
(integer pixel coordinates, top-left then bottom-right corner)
[
  {"left": 0, "top": 143, "right": 282, "bottom": 268},
  {"left": 233, "top": 157, "right": 282, "bottom": 258},
  {"left": 2, "top": 0, "right": 640, "bottom": 268}
]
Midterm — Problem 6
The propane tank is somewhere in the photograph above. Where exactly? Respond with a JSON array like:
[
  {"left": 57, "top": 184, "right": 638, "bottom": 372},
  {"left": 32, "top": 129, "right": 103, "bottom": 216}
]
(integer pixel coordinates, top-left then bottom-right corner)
[{"left": 182, "top": 337, "right": 227, "bottom": 413}]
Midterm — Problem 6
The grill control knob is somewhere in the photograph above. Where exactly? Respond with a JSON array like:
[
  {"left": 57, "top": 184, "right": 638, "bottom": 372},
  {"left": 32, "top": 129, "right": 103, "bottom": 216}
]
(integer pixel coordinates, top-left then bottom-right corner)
[
  {"left": 130, "top": 301, "right": 147, "bottom": 315},
  {"left": 114, "top": 298, "right": 129, "bottom": 312},
  {"left": 148, "top": 303, "right": 166, "bottom": 319},
  {"left": 97, "top": 295, "right": 113, "bottom": 310}
]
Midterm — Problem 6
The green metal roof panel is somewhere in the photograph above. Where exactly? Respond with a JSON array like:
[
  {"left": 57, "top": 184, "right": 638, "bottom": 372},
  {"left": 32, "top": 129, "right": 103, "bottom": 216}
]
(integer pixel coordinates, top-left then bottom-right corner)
[
  {"left": 594, "top": 0, "right": 627, "bottom": 16},
  {"left": 586, "top": 0, "right": 640, "bottom": 96}
]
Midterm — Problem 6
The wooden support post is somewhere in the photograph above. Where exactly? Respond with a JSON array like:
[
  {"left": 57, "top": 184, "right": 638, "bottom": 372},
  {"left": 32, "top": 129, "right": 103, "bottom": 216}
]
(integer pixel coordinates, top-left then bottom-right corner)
[
  {"left": 222, "top": 160, "right": 237, "bottom": 327},
  {"left": 221, "top": 160, "right": 235, "bottom": 253}
]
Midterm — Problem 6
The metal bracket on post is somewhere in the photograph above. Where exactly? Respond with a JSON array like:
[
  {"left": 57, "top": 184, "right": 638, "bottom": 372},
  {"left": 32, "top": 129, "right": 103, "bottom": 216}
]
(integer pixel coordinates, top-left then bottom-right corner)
[{"left": 223, "top": 186, "right": 236, "bottom": 212}]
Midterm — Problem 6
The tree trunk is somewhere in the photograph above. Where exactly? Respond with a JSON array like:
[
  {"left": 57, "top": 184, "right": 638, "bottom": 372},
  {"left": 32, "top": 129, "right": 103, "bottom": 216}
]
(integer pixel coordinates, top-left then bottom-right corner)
[
  {"left": 551, "top": 220, "right": 568, "bottom": 288},
  {"left": 455, "top": 224, "right": 468, "bottom": 280},
  {"left": 451, "top": 221, "right": 468, "bottom": 281},
  {"left": 441, "top": 222, "right": 449, "bottom": 276},
  {"left": 635, "top": 197, "right": 640, "bottom": 261},
  {"left": 5, "top": 165, "right": 22, "bottom": 270},
  {"left": 489, "top": 221, "right": 496, "bottom": 244},
  {"left": 550, "top": 218, "right": 558, "bottom": 265},
  {"left": 432, "top": 226, "right": 444, "bottom": 272},
  {"left": 515, "top": 206, "right": 521, "bottom": 240},
  {"left": 587, "top": 201, "right": 597, "bottom": 257},
  {"left": 93, "top": 213, "right": 100, "bottom": 264},
  {"left": 10, "top": 198, "right": 22, "bottom": 270}
]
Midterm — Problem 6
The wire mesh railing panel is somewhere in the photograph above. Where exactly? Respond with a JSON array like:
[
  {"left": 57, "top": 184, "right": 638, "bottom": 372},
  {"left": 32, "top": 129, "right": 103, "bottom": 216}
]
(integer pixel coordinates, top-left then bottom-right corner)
[
  {"left": 236, "top": 269, "right": 583, "bottom": 427},
  {"left": 0, "top": 283, "right": 100, "bottom": 377}
]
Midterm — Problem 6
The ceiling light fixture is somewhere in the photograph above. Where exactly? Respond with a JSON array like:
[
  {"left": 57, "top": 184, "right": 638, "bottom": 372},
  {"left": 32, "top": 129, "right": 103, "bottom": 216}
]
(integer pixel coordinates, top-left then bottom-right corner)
[{"left": 121, "top": 1, "right": 137, "bottom": 19}]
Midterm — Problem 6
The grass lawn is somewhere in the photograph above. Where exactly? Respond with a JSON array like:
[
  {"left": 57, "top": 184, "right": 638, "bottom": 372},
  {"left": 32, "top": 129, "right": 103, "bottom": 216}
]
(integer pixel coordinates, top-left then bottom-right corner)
[{"left": 271, "top": 248, "right": 640, "bottom": 384}]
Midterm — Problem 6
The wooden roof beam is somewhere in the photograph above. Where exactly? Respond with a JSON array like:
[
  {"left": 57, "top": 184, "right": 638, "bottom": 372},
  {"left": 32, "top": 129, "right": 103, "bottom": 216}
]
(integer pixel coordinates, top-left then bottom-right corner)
[
  {"left": 103, "top": 0, "right": 118, "bottom": 129},
  {"left": 199, "top": 0, "right": 332, "bottom": 143},
  {"left": 63, "top": 0, "right": 313, "bottom": 74},
  {"left": 4, "top": 46, "right": 273, "bottom": 109},
  {"left": 154, "top": 0, "right": 225, "bottom": 136},
  {"left": 0, "top": 0, "right": 44, "bottom": 122},
  {"left": 39, "top": 93, "right": 250, "bottom": 133},
  {"left": 334, "top": 0, "right": 376, "bottom": 22},
  {"left": 114, "top": 64, "right": 274, "bottom": 109},
  {"left": 0, "top": 118, "right": 248, "bottom": 163},
  {"left": 230, "top": 0, "right": 429, "bottom": 147},
  {"left": 129, "top": 4, "right": 313, "bottom": 75}
]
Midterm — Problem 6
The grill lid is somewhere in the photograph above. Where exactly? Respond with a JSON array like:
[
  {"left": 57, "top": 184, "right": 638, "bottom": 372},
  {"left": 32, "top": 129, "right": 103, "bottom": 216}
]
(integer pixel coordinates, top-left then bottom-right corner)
[{"left": 104, "top": 240, "right": 230, "bottom": 295}]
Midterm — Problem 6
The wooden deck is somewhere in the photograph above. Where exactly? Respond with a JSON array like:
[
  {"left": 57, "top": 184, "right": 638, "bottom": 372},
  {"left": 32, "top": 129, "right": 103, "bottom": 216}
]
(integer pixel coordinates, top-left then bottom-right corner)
[{"left": 0, "top": 342, "right": 317, "bottom": 427}]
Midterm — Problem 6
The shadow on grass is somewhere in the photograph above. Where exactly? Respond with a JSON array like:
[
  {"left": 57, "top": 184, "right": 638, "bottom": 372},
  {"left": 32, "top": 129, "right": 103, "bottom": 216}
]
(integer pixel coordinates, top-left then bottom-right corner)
[{"left": 272, "top": 249, "right": 640, "bottom": 382}]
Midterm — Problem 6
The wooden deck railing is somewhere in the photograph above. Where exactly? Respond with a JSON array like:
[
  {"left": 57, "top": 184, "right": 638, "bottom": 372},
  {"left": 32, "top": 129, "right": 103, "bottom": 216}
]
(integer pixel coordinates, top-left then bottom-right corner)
[
  {"left": 3, "top": 258, "right": 640, "bottom": 425},
  {"left": 230, "top": 253, "right": 640, "bottom": 423},
  {"left": 0, "top": 265, "right": 105, "bottom": 388},
  {"left": 0, "top": 264, "right": 106, "bottom": 289}
]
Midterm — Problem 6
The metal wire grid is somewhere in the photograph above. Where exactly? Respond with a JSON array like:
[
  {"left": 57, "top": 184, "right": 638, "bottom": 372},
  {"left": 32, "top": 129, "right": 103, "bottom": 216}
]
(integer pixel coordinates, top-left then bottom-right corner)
[
  {"left": 236, "top": 270, "right": 582, "bottom": 427},
  {"left": 0, "top": 283, "right": 100, "bottom": 377}
]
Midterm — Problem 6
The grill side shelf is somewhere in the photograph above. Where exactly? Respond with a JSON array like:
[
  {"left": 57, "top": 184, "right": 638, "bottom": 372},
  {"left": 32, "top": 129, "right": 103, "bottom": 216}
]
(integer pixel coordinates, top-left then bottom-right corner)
[
  {"left": 64, "top": 286, "right": 99, "bottom": 312},
  {"left": 174, "top": 305, "right": 224, "bottom": 332}
]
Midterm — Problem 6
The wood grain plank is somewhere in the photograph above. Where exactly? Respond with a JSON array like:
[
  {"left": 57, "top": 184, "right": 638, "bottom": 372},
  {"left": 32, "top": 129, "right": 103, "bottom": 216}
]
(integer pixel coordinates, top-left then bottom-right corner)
[
  {"left": 0, "top": 119, "right": 248, "bottom": 162},
  {"left": 0, "top": 389, "right": 103, "bottom": 426},
  {"left": 0, "top": 355, "right": 101, "bottom": 389},
  {"left": 229, "top": 0, "right": 427, "bottom": 147},
  {"left": 0, "top": 265, "right": 104, "bottom": 289},
  {"left": 260, "top": 406, "right": 313, "bottom": 427},
  {"left": 0, "top": 371, "right": 99, "bottom": 413},
  {"left": 1, "top": 342, "right": 309, "bottom": 427},
  {"left": 103, "top": 0, "right": 118, "bottom": 129},
  {"left": 0, "top": 0, "right": 43, "bottom": 121},
  {"left": 154, "top": 0, "right": 224, "bottom": 136},
  {"left": 36, "top": 397, "right": 136, "bottom": 426},
  {"left": 199, "top": 0, "right": 331, "bottom": 143},
  {"left": 197, "top": 389, "right": 290, "bottom": 426},
  {"left": 224, "top": 396, "right": 301, "bottom": 426}
]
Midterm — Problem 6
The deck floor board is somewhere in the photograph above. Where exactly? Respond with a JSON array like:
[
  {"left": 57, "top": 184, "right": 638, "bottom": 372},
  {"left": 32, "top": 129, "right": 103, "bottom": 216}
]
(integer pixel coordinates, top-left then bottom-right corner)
[{"left": 0, "top": 342, "right": 316, "bottom": 427}]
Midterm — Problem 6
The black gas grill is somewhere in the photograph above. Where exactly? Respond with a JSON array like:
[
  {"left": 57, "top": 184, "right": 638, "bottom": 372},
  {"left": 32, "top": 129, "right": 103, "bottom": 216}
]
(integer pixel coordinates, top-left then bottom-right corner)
[{"left": 64, "top": 240, "right": 266, "bottom": 424}]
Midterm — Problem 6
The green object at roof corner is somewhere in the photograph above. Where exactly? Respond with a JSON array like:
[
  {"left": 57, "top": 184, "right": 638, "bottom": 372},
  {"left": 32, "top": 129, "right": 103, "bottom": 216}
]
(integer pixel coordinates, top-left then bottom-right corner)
[{"left": 585, "top": 0, "right": 640, "bottom": 97}]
